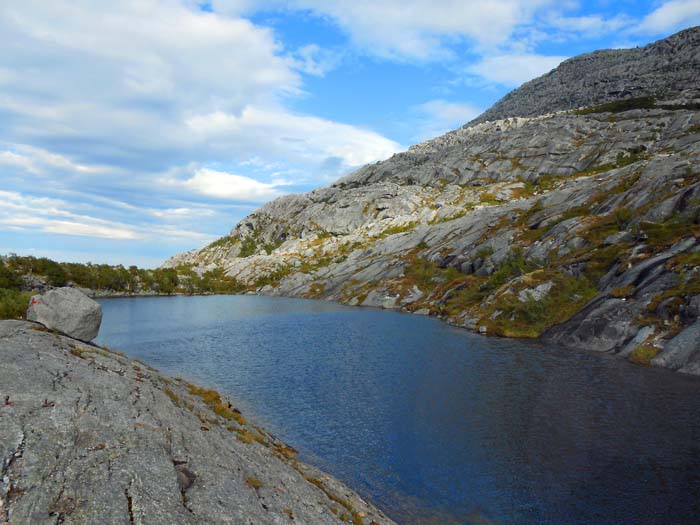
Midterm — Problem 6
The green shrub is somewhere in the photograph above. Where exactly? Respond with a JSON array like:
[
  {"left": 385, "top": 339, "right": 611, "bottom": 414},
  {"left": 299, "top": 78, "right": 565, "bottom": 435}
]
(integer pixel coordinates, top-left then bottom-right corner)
[
  {"left": 0, "top": 265, "right": 22, "bottom": 289},
  {"left": 0, "top": 289, "right": 31, "bottom": 320},
  {"left": 488, "top": 273, "right": 598, "bottom": 338},
  {"left": 207, "top": 235, "right": 238, "bottom": 249},
  {"left": 238, "top": 237, "right": 258, "bottom": 258},
  {"left": 487, "top": 250, "right": 533, "bottom": 291}
]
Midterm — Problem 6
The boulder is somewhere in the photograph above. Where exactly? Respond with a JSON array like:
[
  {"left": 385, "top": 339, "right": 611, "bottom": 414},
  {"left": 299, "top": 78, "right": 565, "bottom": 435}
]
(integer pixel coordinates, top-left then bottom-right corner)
[
  {"left": 26, "top": 287, "right": 102, "bottom": 341},
  {"left": 651, "top": 322, "right": 700, "bottom": 371}
]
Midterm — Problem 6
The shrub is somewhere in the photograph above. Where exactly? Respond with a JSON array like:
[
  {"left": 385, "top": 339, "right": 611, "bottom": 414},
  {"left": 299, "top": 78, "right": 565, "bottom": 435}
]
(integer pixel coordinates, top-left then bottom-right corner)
[
  {"left": 0, "top": 265, "right": 22, "bottom": 289},
  {"left": 238, "top": 237, "right": 258, "bottom": 258},
  {"left": 641, "top": 220, "right": 700, "bottom": 247},
  {"left": 486, "top": 250, "right": 533, "bottom": 291},
  {"left": 207, "top": 235, "right": 238, "bottom": 249},
  {"left": 0, "top": 289, "right": 31, "bottom": 320},
  {"left": 487, "top": 273, "right": 598, "bottom": 338}
]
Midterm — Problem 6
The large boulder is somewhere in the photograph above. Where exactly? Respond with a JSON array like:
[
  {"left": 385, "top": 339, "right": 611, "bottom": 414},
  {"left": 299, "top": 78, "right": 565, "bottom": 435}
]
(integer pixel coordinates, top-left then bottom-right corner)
[
  {"left": 26, "top": 287, "right": 102, "bottom": 341},
  {"left": 651, "top": 321, "right": 700, "bottom": 372}
]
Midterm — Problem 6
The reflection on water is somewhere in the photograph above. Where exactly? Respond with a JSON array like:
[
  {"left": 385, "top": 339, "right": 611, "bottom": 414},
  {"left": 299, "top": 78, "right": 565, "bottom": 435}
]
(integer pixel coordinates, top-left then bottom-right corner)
[{"left": 97, "top": 295, "right": 700, "bottom": 524}]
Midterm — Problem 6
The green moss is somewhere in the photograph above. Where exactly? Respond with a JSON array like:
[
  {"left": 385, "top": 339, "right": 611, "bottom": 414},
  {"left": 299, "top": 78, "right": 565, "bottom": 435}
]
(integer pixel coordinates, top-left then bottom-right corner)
[
  {"left": 574, "top": 97, "right": 656, "bottom": 115},
  {"left": 629, "top": 344, "right": 660, "bottom": 366},
  {"left": 187, "top": 383, "right": 246, "bottom": 425},
  {"left": 610, "top": 285, "right": 635, "bottom": 298},
  {"left": 246, "top": 477, "right": 263, "bottom": 490},
  {"left": 479, "top": 192, "right": 499, "bottom": 205},
  {"left": 379, "top": 221, "right": 419, "bottom": 238},
  {"left": 667, "top": 251, "right": 700, "bottom": 271},
  {"left": 164, "top": 388, "right": 181, "bottom": 408}
]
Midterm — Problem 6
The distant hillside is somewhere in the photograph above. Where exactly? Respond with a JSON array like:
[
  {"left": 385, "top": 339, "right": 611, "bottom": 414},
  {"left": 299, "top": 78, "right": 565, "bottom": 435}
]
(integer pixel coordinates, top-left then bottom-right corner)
[{"left": 166, "top": 27, "right": 700, "bottom": 375}]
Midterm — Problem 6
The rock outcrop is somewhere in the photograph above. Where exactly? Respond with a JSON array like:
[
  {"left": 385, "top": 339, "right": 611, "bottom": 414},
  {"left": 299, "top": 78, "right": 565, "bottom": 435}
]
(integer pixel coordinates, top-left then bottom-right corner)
[
  {"left": 26, "top": 287, "right": 102, "bottom": 342},
  {"left": 0, "top": 320, "right": 395, "bottom": 525},
  {"left": 470, "top": 26, "right": 700, "bottom": 125},
  {"left": 165, "top": 27, "right": 700, "bottom": 375}
]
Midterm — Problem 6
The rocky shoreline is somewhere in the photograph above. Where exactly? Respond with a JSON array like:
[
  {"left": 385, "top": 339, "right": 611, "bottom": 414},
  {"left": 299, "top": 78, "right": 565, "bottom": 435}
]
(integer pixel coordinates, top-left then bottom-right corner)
[{"left": 0, "top": 319, "right": 396, "bottom": 524}]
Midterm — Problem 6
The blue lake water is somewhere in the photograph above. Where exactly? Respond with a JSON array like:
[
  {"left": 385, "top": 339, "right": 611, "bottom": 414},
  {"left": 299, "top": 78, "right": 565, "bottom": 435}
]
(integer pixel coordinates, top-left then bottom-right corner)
[{"left": 96, "top": 295, "right": 700, "bottom": 524}]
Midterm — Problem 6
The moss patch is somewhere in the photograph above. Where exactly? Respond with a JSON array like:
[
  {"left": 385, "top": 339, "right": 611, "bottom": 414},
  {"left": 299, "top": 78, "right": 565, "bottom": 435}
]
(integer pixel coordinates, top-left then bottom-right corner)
[{"left": 629, "top": 344, "right": 660, "bottom": 365}]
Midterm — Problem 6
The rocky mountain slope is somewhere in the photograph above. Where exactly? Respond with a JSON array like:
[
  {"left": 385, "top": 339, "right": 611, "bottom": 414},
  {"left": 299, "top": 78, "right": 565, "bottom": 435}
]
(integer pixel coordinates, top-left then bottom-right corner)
[
  {"left": 470, "top": 26, "right": 700, "bottom": 125},
  {"left": 0, "top": 320, "right": 395, "bottom": 524},
  {"left": 166, "top": 27, "right": 700, "bottom": 374}
]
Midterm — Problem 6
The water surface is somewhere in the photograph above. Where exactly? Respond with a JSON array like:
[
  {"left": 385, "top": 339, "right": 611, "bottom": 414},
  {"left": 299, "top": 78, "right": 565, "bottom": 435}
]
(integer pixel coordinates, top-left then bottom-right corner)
[{"left": 96, "top": 295, "right": 700, "bottom": 524}]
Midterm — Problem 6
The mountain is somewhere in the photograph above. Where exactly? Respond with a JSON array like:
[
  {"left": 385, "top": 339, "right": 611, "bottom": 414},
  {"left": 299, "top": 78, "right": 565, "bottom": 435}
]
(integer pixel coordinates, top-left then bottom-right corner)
[
  {"left": 470, "top": 26, "right": 700, "bottom": 125},
  {"left": 166, "top": 27, "right": 700, "bottom": 374}
]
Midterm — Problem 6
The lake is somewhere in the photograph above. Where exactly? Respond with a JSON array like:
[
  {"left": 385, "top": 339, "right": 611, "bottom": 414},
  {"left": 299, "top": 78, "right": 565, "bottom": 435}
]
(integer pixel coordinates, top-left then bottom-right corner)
[{"left": 96, "top": 295, "right": 700, "bottom": 524}]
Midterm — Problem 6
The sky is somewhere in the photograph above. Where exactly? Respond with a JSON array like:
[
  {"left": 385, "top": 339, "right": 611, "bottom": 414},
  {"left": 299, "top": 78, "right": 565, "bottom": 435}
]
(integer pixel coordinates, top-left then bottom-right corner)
[{"left": 0, "top": 1, "right": 698, "bottom": 268}]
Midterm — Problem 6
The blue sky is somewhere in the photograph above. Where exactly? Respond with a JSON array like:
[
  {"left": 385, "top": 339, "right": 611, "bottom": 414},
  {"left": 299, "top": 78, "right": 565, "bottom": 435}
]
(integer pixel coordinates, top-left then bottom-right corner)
[{"left": 0, "top": 1, "right": 698, "bottom": 267}]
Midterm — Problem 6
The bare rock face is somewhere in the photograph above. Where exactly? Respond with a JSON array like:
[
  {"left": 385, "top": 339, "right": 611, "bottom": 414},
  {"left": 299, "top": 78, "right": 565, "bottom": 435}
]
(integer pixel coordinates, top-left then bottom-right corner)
[
  {"left": 26, "top": 287, "right": 102, "bottom": 341},
  {"left": 652, "top": 321, "right": 700, "bottom": 371},
  {"left": 470, "top": 26, "right": 700, "bottom": 125},
  {"left": 0, "top": 320, "right": 395, "bottom": 525}
]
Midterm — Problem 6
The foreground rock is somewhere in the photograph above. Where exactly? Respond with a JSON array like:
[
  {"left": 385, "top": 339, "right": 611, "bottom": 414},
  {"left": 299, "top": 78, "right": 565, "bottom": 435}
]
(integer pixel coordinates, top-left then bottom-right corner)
[
  {"left": 26, "top": 288, "right": 102, "bottom": 342},
  {"left": 0, "top": 320, "right": 395, "bottom": 525}
]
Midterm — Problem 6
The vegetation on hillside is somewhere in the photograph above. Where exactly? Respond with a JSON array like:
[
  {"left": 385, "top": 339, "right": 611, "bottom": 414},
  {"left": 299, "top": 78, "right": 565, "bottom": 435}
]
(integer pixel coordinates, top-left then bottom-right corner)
[{"left": 0, "top": 254, "right": 246, "bottom": 320}]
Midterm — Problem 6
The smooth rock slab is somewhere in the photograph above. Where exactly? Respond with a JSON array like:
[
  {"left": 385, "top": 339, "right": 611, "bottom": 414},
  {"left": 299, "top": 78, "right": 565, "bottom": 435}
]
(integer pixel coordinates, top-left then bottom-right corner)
[
  {"left": 26, "top": 287, "right": 102, "bottom": 341},
  {"left": 0, "top": 320, "right": 395, "bottom": 525},
  {"left": 652, "top": 321, "right": 700, "bottom": 372}
]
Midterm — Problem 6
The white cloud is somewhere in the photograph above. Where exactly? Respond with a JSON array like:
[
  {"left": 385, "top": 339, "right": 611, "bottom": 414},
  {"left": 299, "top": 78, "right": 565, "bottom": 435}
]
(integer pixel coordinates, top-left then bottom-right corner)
[
  {"left": 413, "top": 100, "right": 482, "bottom": 141},
  {"left": 0, "top": 150, "right": 40, "bottom": 174},
  {"left": 0, "top": 190, "right": 210, "bottom": 241},
  {"left": 149, "top": 208, "right": 216, "bottom": 219},
  {"left": 469, "top": 53, "right": 568, "bottom": 87},
  {"left": 0, "top": 0, "right": 407, "bottom": 265},
  {"left": 0, "top": 145, "right": 109, "bottom": 175},
  {"left": 231, "top": 0, "right": 557, "bottom": 60},
  {"left": 185, "top": 105, "right": 402, "bottom": 171},
  {"left": 637, "top": 0, "right": 700, "bottom": 34},
  {"left": 293, "top": 44, "right": 342, "bottom": 76},
  {"left": 177, "top": 168, "right": 284, "bottom": 201},
  {"left": 548, "top": 14, "right": 632, "bottom": 36},
  {"left": 0, "top": 1, "right": 397, "bottom": 180}
]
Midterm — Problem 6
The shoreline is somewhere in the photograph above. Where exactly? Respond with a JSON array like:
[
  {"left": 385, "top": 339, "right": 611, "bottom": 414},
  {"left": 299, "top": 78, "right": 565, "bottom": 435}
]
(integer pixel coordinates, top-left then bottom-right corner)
[
  {"left": 98, "top": 291, "right": 700, "bottom": 383},
  {"left": 0, "top": 319, "right": 397, "bottom": 524}
]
